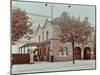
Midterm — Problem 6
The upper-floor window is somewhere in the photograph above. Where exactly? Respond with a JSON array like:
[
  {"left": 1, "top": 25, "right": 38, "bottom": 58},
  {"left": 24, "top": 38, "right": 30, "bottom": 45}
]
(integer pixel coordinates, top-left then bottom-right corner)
[
  {"left": 39, "top": 35, "right": 40, "bottom": 42},
  {"left": 42, "top": 32, "right": 44, "bottom": 41},
  {"left": 46, "top": 31, "right": 49, "bottom": 40}
]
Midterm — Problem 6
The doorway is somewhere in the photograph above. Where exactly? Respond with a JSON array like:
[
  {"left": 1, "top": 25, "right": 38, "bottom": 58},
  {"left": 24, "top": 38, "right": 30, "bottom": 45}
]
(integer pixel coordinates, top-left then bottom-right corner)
[
  {"left": 74, "top": 47, "right": 81, "bottom": 60},
  {"left": 84, "top": 47, "right": 91, "bottom": 60}
]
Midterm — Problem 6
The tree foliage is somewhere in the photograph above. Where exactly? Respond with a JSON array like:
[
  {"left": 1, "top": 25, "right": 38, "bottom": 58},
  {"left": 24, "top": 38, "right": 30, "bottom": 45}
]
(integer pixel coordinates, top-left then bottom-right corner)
[
  {"left": 12, "top": 8, "right": 33, "bottom": 42},
  {"left": 51, "top": 11, "right": 94, "bottom": 64},
  {"left": 51, "top": 11, "right": 93, "bottom": 43}
]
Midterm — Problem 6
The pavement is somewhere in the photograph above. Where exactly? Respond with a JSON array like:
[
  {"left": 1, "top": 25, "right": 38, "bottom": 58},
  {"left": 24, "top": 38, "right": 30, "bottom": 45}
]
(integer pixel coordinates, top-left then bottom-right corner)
[{"left": 12, "top": 60, "right": 96, "bottom": 74}]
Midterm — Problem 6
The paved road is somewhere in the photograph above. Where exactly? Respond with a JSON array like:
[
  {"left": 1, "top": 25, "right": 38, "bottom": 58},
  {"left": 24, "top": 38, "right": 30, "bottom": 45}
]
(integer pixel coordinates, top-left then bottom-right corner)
[{"left": 12, "top": 60, "right": 96, "bottom": 74}]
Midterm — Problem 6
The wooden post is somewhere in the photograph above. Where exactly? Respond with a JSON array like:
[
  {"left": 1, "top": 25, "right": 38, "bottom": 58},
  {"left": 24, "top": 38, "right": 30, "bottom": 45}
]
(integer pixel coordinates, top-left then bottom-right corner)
[
  {"left": 19, "top": 48, "right": 20, "bottom": 54},
  {"left": 24, "top": 47, "right": 25, "bottom": 54},
  {"left": 21, "top": 48, "right": 22, "bottom": 54},
  {"left": 27, "top": 47, "right": 29, "bottom": 54}
]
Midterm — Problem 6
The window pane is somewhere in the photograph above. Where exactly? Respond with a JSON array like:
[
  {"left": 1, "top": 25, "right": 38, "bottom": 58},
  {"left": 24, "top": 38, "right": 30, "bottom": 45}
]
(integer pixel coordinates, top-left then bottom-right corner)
[
  {"left": 65, "top": 47, "right": 68, "bottom": 55},
  {"left": 59, "top": 51, "right": 62, "bottom": 56}
]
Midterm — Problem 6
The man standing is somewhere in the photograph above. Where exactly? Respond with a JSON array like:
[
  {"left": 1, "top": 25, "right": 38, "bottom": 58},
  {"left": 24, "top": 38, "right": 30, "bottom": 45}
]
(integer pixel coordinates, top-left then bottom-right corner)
[{"left": 29, "top": 48, "right": 34, "bottom": 64}]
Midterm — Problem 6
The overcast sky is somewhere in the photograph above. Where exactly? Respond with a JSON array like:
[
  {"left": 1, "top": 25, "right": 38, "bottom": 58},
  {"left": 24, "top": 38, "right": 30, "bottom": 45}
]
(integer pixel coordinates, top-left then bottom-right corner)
[{"left": 12, "top": 1, "right": 96, "bottom": 29}]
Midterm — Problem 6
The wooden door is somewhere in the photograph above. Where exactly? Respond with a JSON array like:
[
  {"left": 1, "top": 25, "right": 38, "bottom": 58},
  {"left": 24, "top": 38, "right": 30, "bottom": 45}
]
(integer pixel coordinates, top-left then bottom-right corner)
[
  {"left": 74, "top": 47, "right": 81, "bottom": 60},
  {"left": 84, "top": 47, "right": 91, "bottom": 60}
]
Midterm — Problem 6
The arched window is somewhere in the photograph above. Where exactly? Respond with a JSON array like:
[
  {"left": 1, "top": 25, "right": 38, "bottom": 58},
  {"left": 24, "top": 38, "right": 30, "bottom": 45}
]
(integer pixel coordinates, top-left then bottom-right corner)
[
  {"left": 39, "top": 35, "right": 40, "bottom": 42},
  {"left": 42, "top": 32, "right": 44, "bottom": 41},
  {"left": 46, "top": 31, "right": 48, "bottom": 40}
]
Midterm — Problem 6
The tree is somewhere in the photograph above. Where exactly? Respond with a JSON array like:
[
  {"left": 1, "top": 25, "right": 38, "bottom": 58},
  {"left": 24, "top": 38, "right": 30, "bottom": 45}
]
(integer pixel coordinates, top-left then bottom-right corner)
[
  {"left": 51, "top": 11, "right": 93, "bottom": 64},
  {"left": 12, "top": 8, "right": 33, "bottom": 43}
]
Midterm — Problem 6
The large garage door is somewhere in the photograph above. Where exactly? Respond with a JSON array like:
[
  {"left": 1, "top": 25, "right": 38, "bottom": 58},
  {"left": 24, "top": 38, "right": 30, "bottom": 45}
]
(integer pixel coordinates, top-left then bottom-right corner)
[
  {"left": 84, "top": 47, "right": 91, "bottom": 60},
  {"left": 74, "top": 47, "right": 81, "bottom": 60}
]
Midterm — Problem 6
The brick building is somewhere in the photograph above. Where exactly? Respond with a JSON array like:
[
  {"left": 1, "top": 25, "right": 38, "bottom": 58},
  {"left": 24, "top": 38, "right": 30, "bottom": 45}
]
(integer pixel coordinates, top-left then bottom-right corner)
[{"left": 19, "top": 19, "right": 96, "bottom": 62}]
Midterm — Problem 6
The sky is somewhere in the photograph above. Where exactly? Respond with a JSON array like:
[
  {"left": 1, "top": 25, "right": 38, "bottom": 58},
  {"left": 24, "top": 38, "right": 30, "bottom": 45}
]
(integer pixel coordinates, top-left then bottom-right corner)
[
  {"left": 12, "top": 0, "right": 96, "bottom": 29},
  {"left": 11, "top": 0, "right": 96, "bottom": 53}
]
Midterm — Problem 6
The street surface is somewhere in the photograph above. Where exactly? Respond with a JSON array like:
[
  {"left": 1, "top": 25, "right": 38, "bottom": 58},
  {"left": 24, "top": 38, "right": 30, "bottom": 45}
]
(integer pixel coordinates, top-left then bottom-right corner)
[{"left": 12, "top": 60, "right": 96, "bottom": 74}]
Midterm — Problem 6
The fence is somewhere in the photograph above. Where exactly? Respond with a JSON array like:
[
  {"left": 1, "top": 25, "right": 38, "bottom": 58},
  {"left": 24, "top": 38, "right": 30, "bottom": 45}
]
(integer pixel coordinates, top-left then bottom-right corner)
[{"left": 12, "top": 54, "right": 30, "bottom": 64}]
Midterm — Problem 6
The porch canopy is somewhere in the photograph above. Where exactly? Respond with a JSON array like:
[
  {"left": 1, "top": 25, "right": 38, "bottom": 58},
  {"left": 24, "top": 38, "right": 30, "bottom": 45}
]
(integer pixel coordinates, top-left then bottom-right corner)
[
  {"left": 19, "top": 43, "right": 38, "bottom": 48},
  {"left": 19, "top": 43, "right": 38, "bottom": 54}
]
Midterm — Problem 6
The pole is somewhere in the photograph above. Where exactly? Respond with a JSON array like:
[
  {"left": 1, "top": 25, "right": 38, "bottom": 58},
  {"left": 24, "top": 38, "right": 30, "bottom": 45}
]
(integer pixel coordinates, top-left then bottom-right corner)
[
  {"left": 72, "top": 36, "right": 75, "bottom": 64},
  {"left": 51, "top": 4, "right": 53, "bottom": 20}
]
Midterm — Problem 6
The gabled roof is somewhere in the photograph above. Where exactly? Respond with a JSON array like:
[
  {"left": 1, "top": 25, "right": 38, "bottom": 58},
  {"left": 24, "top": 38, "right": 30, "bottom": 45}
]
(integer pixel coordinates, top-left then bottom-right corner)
[
  {"left": 36, "top": 24, "right": 41, "bottom": 32},
  {"left": 42, "top": 19, "right": 49, "bottom": 29},
  {"left": 36, "top": 19, "right": 52, "bottom": 32}
]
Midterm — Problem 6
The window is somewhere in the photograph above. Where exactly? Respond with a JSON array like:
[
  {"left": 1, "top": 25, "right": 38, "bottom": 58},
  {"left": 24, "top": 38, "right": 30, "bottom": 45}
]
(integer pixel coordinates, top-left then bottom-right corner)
[
  {"left": 65, "top": 47, "right": 68, "bottom": 55},
  {"left": 59, "top": 47, "right": 64, "bottom": 56},
  {"left": 39, "top": 35, "right": 40, "bottom": 42},
  {"left": 59, "top": 50, "right": 62, "bottom": 56},
  {"left": 59, "top": 47, "right": 68, "bottom": 56},
  {"left": 46, "top": 31, "right": 48, "bottom": 40},
  {"left": 42, "top": 32, "right": 44, "bottom": 41}
]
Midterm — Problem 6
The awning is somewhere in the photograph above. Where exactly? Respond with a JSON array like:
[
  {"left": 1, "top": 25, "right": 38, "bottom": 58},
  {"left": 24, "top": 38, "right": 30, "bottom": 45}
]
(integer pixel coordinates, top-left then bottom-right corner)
[
  {"left": 19, "top": 43, "right": 37, "bottom": 48},
  {"left": 36, "top": 40, "right": 51, "bottom": 46}
]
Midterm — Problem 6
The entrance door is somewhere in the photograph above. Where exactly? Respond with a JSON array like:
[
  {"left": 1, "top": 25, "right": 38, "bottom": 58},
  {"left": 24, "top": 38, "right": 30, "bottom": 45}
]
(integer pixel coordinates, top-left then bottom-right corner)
[
  {"left": 39, "top": 49, "right": 44, "bottom": 61},
  {"left": 38, "top": 47, "right": 46, "bottom": 61},
  {"left": 74, "top": 47, "right": 81, "bottom": 60},
  {"left": 84, "top": 47, "right": 91, "bottom": 60},
  {"left": 46, "top": 47, "right": 50, "bottom": 62}
]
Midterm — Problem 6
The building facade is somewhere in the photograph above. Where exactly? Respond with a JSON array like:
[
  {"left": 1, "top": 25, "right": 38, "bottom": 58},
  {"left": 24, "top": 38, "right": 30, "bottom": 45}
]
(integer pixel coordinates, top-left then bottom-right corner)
[
  {"left": 30, "top": 19, "right": 95, "bottom": 62},
  {"left": 18, "top": 19, "right": 96, "bottom": 62}
]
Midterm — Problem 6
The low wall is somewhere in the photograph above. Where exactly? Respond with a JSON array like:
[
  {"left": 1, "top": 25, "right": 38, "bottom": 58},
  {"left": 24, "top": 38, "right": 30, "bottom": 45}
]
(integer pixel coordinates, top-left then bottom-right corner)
[
  {"left": 54, "top": 56, "right": 73, "bottom": 62},
  {"left": 12, "top": 54, "right": 30, "bottom": 64}
]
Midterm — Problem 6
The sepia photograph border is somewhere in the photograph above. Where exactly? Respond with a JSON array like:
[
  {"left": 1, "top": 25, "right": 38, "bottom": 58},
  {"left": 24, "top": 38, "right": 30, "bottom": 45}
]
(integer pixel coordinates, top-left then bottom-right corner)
[{"left": 10, "top": 0, "right": 96, "bottom": 74}]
